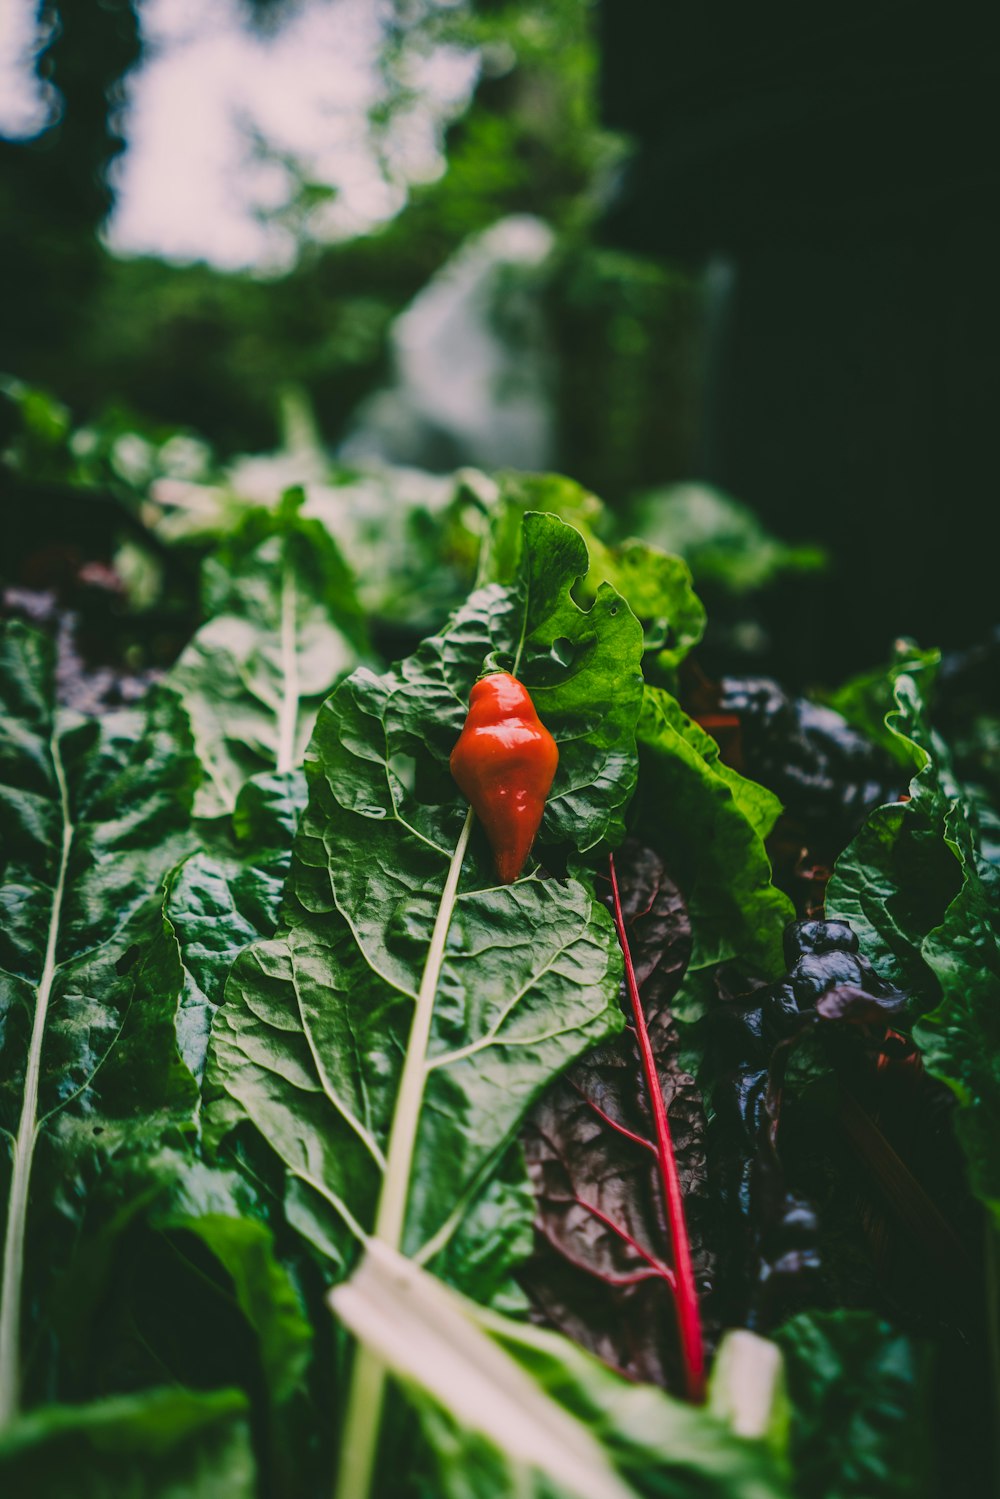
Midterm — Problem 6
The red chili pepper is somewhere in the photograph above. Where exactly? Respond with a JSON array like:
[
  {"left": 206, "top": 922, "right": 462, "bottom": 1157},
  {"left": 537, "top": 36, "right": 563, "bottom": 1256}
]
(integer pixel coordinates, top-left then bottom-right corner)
[{"left": 450, "top": 672, "right": 559, "bottom": 884}]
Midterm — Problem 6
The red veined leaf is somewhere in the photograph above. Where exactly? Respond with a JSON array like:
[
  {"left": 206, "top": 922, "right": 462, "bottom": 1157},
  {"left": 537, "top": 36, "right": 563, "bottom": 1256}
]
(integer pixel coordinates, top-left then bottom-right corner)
[{"left": 521, "top": 841, "right": 710, "bottom": 1399}]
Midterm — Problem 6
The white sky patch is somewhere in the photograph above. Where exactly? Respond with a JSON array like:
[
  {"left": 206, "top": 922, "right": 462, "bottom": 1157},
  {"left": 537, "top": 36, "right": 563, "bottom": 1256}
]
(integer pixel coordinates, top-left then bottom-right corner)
[
  {"left": 0, "top": 0, "right": 54, "bottom": 138},
  {"left": 2, "top": 0, "right": 478, "bottom": 271}
]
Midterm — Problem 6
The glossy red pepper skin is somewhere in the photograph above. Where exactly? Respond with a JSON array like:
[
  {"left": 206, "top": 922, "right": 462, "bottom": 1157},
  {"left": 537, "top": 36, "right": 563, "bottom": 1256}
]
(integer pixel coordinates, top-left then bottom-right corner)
[{"left": 450, "top": 672, "right": 559, "bottom": 884}]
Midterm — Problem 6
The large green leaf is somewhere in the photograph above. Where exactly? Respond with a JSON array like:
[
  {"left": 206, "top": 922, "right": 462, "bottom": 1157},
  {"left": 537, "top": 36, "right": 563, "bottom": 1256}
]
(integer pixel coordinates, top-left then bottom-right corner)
[
  {"left": 0, "top": 622, "right": 199, "bottom": 1424},
  {"left": 207, "top": 511, "right": 643, "bottom": 1269},
  {"left": 206, "top": 512, "right": 645, "bottom": 1498},
  {"left": 635, "top": 686, "right": 794, "bottom": 994},
  {"left": 171, "top": 488, "right": 368, "bottom": 818},
  {"left": 331, "top": 1243, "right": 789, "bottom": 1499},
  {"left": 0, "top": 1386, "right": 256, "bottom": 1498},
  {"left": 827, "top": 670, "right": 1000, "bottom": 1224},
  {"left": 774, "top": 1311, "right": 930, "bottom": 1499}
]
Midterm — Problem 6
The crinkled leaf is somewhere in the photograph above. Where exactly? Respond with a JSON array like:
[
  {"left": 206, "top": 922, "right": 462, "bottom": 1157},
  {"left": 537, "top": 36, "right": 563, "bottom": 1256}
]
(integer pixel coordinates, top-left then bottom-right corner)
[
  {"left": 828, "top": 670, "right": 1000, "bottom": 1223},
  {"left": 331, "top": 1244, "right": 789, "bottom": 1499},
  {"left": 774, "top": 1311, "right": 930, "bottom": 1499},
  {"left": 171, "top": 488, "right": 368, "bottom": 818},
  {"left": 427, "top": 1142, "right": 535, "bottom": 1316},
  {"left": 0, "top": 621, "right": 200, "bottom": 1416},
  {"left": 588, "top": 539, "right": 706, "bottom": 674},
  {"left": 483, "top": 472, "right": 706, "bottom": 672},
  {"left": 167, "top": 770, "right": 306, "bottom": 1078},
  {"left": 0, "top": 1387, "right": 256, "bottom": 1498},
  {"left": 826, "top": 643, "right": 940, "bottom": 769},
  {"left": 206, "top": 513, "right": 643, "bottom": 1287},
  {"left": 522, "top": 842, "right": 713, "bottom": 1391},
  {"left": 635, "top": 687, "right": 794, "bottom": 998}
]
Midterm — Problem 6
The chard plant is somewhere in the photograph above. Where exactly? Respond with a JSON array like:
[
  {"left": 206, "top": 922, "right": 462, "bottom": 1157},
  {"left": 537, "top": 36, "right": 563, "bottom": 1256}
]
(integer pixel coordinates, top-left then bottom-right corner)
[{"left": 1, "top": 459, "right": 998, "bottom": 1499}]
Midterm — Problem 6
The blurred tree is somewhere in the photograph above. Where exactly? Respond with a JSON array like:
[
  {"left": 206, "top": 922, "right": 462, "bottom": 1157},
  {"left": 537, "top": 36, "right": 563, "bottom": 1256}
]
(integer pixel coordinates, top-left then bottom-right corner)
[
  {"left": 1, "top": 0, "right": 704, "bottom": 496},
  {"left": 0, "top": 0, "right": 140, "bottom": 371}
]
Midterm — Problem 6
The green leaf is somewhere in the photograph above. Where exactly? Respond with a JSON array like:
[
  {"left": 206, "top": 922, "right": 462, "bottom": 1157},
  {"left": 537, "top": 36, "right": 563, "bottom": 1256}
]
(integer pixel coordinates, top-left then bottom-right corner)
[
  {"left": 304, "top": 466, "right": 476, "bottom": 632},
  {"left": 208, "top": 513, "right": 644, "bottom": 1499},
  {"left": 586, "top": 539, "right": 706, "bottom": 674},
  {"left": 157, "top": 1164, "right": 313, "bottom": 1410},
  {"left": 826, "top": 642, "right": 940, "bottom": 769},
  {"left": 774, "top": 1311, "right": 930, "bottom": 1499},
  {"left": 207, "top": 512, "right": 642, "bottom": 1273},
  {"left": 167, "top": 770, "right": 306, "bottom": 1078},
  {"left": 331, "top": 1243, "right": 790, "bottom": 1499},
  {"left": 827, "top": 669, "right": 1000, "bottom": 1224},
  {"left": 0, "top": 1386, "right": 256, "bottom": 1498},
  {"left": 0, "top": 622, "right": 200, "bottom": 1424},
  {"left": 635, "top": 686, "right": 794, "bottom": 993},
  {"left": 629, "top": 484, "right": 826, "bottom": 596},
  {"left": 43, "top": 1146, "right": 313, "bottom": 1489},
  {"left": 482, "top": 472, "right": 706, "bottom": 673},
  {"left": 170, "top": 488, "right": 368, "bottom": 817}
]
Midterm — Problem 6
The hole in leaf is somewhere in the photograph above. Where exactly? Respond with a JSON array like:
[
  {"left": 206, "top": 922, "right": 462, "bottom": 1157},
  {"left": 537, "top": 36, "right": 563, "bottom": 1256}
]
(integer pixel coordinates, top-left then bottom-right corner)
[
  {"left": 550, "top": 637, "right": 577, "bottom": 669},
  {"left": 115, "top": 944, "right": 142, "bottom": 976},
  {"left": 393, "top": 753, "right": 416, "bottom": 795}
]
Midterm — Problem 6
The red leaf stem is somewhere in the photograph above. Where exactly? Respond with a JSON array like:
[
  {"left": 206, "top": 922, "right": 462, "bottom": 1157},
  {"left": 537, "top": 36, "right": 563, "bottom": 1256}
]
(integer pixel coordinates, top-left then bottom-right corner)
[
  {"left": 608, "top": 853, "right": 706, "bottom": 1403},
  {"left": 570, "top": 1198, "right": 678, "bottom": 1288},
  {"left": 568, "top": 1077, "right": 658, "bottom": 1156}
]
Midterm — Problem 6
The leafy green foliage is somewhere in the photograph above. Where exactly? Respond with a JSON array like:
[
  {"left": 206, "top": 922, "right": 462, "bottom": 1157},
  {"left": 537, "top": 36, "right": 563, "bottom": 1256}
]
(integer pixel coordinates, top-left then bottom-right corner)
[
  {"left": 826, "top": 643, "right": 940, "bottom": 769},
  {"left": 774, "top": 1312, "right": 930, "bottom": 1499},
  {"left": 0, "top": 1387, "right": 256, "bottom": 1497},
  {"left": 3, "top": 423, "right": 999, "bottom": 1499},
  {"left": 332, "top": 1244, "right": 790, "bottom": 1499},
  {"left": 170, "top": 489, "right": 368, "bottom": 818},
  {"left": 483, "top": 472, "right": 706, "bottom": 674},
  {"left": 629, "top": 485, "right": 826, "bottom": 597},
  {"left": 167, "top": 770, "right": 306, "bottom": 1078},
  {"left": 827, "top": 668, "right": 1000, "bottom": 1224},
  {"left": 635, "top": 687, "right": 794, "bottom": 992},
  {"left": 206, "top": 514, "right": 643, "bottom": 1286},
  {"left": 42, "top": 1147, "right": 316, "bottom": 1493},
  {"left": 0, "top": 621, "right": 201, "bottom": 1416}
]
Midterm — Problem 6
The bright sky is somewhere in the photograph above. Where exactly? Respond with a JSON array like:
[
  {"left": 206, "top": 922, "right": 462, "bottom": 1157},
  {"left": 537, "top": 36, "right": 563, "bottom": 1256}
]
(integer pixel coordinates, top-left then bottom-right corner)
[{"left": 0, "top": 0, "right": 477, "bottom": 270}]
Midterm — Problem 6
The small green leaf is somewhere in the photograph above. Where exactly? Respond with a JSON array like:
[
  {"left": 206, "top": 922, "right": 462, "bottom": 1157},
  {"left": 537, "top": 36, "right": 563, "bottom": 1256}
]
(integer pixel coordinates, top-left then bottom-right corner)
[
  {"left": 0, "top": 1386, "right": 256, "bottom": 1497},
  {"left": 826, "top": 642, "right": 940, "bottom": 768},
  {"left": 635, "top": 686, "right": 794, "bottom": 991},
  {"left": 481, "top": 472, "right": 706, "bottom": 673},
  {"left": 774, "top": 1311, "right": 931, "bottom": 1499}
]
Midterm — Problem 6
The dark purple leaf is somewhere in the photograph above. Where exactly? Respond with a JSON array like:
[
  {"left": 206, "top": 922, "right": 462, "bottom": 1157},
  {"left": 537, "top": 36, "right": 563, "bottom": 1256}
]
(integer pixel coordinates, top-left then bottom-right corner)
[{"left": 521, "top": 841, "right": 713, "bottom": 1394}]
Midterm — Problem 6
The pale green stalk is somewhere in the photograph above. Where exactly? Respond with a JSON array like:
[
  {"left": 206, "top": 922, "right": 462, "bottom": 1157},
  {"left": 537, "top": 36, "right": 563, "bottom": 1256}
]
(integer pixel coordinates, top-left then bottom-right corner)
[
  {"left": 276, "top": 549, "right": 300, "bottom": 775},
  {"left": 0, "top": 727, "right": 72, "bottom": 1426},
  {"left": 334, "top": 809, "right": 474, "bottom": 1499}
]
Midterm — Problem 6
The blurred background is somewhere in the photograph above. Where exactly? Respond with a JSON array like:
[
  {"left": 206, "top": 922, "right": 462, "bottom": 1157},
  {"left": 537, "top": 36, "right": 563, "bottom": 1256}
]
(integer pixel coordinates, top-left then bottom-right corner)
[{"left": 2, "top": 0, "right": 998, "bottom": 686}]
